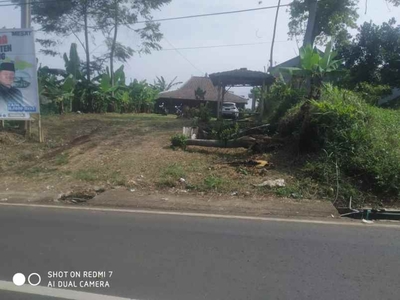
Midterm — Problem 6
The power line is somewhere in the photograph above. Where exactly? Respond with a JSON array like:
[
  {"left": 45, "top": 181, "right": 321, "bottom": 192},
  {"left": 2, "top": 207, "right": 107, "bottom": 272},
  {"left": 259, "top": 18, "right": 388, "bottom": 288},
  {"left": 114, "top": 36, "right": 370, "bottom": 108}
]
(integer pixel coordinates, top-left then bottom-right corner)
[
  {"left": 84, "top": 39, "right": 292, "bottom": 56},
  {"left": 0, "top": 0, "right": 70, "bottom": 7},
  {"left": 159, "top": 40, "right": 289, "bottom": 51},
  {"left": 0, "top": 1, "right": 293, "bottom": 23},
  {"left": 135, "top": 4, "right": 292, "bottom": 24},
  {"left": 163, "top": 36, "right": 204, "bottom": 75}
]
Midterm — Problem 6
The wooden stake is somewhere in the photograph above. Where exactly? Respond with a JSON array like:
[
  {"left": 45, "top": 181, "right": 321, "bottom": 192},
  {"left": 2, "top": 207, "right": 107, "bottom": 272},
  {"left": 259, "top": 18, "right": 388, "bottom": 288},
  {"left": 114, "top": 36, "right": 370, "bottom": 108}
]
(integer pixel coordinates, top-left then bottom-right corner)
[
  {"left": 38, "top": 114, "right": 43, "bottom": 143},
  {"left": 25, "top": 119, "right": 31, "bottom": 138},
  {"left": 217, "top": 85, "right": 221, "bottom": 119},
  {"left": 259, "top": 83, "right": 266, "bottom": 121},
  {"left": 252, "top": 90, "right": 256, "bottom": 112},
  {"left": 221, "top": 86, "right": 226, "bottom": 110}
]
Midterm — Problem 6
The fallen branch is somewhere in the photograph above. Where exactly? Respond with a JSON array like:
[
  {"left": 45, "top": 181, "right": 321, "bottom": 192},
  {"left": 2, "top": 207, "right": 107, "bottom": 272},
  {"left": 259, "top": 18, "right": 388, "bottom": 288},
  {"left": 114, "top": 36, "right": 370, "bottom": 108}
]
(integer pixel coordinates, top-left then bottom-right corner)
[
  {"left": 232, "top": 124, "right": 270, "bottom": 139},
  {"left": 186, "top": 139, "right": 253, "bottom": 148}
]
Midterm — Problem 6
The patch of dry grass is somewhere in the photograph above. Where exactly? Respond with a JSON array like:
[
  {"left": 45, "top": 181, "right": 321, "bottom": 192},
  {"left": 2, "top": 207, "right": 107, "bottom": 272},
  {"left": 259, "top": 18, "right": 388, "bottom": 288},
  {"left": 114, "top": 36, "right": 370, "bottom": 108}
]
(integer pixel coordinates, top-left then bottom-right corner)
[{"left": 0, "top": 113, "right": 301, "bottom": 199}]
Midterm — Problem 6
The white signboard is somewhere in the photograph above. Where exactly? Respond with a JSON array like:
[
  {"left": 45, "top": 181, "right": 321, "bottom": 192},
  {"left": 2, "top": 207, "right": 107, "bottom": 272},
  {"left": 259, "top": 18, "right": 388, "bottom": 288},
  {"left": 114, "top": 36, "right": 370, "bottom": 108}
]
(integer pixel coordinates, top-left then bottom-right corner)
[{"left": 0, "top": 28, "right": 39, "bottom": 120}]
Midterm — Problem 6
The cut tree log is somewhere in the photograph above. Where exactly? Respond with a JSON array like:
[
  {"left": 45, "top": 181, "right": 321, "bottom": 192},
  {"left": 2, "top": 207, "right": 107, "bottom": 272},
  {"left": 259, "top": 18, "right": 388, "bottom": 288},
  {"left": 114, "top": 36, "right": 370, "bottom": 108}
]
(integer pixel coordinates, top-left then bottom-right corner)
[
  {"left": 186, "top": 136, "right": 285, "bottom": 150},
  {"left": 186, "top": 139, "right": 253, "bottom": 148}
]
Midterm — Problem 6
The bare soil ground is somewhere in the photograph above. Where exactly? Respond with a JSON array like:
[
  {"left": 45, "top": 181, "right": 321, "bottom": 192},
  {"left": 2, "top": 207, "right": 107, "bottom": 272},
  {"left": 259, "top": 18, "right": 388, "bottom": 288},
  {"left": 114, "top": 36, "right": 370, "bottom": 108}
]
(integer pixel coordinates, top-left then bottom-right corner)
[{"left": 0, "top": 113, "right": 337, "bottom": 218}]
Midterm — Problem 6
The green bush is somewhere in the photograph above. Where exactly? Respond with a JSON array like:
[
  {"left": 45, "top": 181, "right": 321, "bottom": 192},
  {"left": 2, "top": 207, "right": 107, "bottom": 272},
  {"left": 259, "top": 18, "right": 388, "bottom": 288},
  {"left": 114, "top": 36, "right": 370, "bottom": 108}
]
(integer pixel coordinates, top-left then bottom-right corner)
[
  {"left": 191, "top": 117, "right": 199, "bottom": 127},
  {"left": 183, "top": 106, "right": 193, "bottom": 118},
  {"left": 354, "top": 82, "right": 392, "bottom": 106},
  {"left": 184, "top": 104, "right": 211, "bottom": 122},
  {"left": 170, "top": 134, "right": 188, "bottom": 150},
  {"left": 187, "top": 107, "right": 201, "bottom": 119},
  {"left": 211, "top": 120, "right": 239, "bottom": 142},
  {"left": 266, "top": 82, "right": 306, "bottom": 130},
  {"left": 197, "top": 104, "right": 211, "bottom": 123},
  {"left": 276, "top": 100, "right": 306, "bottom": 138},
  {"left": 280, "top": 85, "right": 400, "bottom": 202}
]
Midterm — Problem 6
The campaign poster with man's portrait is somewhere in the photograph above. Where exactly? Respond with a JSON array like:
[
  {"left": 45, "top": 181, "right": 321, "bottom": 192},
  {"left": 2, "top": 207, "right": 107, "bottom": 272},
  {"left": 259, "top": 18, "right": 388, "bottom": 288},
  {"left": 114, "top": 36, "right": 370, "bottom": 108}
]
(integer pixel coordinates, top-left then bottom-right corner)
[{"left": 0, "top": 28, "right": 39, "bottom": 120}]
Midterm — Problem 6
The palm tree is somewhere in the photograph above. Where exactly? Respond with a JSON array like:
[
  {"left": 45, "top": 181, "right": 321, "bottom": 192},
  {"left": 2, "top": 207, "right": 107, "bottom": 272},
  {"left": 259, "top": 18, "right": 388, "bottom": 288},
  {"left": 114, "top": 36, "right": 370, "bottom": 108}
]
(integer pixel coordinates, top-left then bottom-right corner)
[{"left": 153, "top": 76, "right": 182, "bottom": 92}]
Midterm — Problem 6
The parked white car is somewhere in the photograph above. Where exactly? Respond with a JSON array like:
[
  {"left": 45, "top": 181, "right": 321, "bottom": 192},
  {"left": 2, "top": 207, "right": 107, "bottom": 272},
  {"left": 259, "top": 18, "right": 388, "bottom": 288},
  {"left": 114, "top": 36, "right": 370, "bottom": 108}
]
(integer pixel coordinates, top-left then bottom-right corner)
[{"left": 221, "top": 102, "right": 239, "bottom": 118}]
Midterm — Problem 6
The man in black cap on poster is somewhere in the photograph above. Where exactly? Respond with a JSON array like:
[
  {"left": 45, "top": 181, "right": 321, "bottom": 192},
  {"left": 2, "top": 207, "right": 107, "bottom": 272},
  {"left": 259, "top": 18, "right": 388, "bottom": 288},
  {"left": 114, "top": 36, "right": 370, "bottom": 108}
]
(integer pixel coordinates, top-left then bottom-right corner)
[{"left": 0, "top": 61, "right": 24, "bottom": 112}]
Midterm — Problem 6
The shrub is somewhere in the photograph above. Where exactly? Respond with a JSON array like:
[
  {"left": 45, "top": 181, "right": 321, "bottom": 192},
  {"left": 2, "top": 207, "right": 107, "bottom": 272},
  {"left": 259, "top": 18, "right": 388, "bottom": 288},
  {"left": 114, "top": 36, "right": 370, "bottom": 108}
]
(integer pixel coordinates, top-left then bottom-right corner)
[
  {"left": 183, "top": 106, "right": 192, "bottom": 118},
  {"left": 197, "top": 104, "right": 211, "bottom": 123},
  {"left": 354, "top": 82, "right": 392, "bottom": 106},
  {"left": 238, "top": 108, "right": 244, "bottom": 119},
  {"left": 266, "top": 82, "right": 306, "bottom": 130},
  {"left": 187, "top": 107, "right": 199, "bottom": 118},
  {"left": 279, "top": 85, "right": 400, "bottom": 202},
  {"left": 182, "top": 104, "right": 211, "bottom": 122},
  {"left": 191, "top": 117, "right": 199, "bottom": 127},
  {"left": 210, "top": 120, "right": 239, "bottom": 142},
  {"left": 170, "top": 134, "right": 188, "bottom": 150},
  {"left": 276, "top": 100, "right": 306, "bottom": 137}
]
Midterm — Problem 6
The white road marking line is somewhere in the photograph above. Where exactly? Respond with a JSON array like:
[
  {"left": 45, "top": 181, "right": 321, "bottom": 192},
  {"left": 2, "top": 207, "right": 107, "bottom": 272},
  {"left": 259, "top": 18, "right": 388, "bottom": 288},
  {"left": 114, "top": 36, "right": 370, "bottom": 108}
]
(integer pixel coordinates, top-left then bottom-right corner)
[
  {"left": 0, "top": 202, "right": 399, "bottom": 228},
  {"left": 0, "top": 280, "right": 136, "bottom": 300}
]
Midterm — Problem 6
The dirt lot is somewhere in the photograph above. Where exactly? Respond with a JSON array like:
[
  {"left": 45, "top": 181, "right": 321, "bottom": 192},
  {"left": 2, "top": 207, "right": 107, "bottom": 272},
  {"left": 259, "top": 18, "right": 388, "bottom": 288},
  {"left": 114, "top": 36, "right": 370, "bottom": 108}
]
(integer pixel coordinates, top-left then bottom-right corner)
[{"left": 0, "top": 113, "right": 337, "bottom": 218}]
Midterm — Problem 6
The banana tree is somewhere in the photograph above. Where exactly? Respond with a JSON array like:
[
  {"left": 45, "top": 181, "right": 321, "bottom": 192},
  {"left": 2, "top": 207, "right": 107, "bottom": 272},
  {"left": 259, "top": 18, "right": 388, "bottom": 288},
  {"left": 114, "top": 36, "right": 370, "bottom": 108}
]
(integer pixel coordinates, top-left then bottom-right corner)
[
  {"left": 63, "top": 43, "right": 82, "bottom": 80},
  {"left": 60, "top": 75, "right": 76, "bottom": 112},
  {"left": 281, "top": 41, "right": 344, "bottom": 99},
  {"left": 38, "top": 72, "right": 76, "bottom": 114},
  {"left": 129, "top": 79, "right": 152, "bottom": 113},
  {"left": 94, "top": 65, "right": 127, "bottom": 112}
]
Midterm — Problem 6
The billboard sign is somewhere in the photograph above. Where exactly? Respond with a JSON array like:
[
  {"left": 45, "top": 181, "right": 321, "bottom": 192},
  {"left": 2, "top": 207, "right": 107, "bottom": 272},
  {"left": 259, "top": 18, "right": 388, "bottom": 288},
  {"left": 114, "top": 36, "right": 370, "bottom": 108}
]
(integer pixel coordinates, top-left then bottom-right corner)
[{"left": 0, "top": 28, "right": 39, "bottom": 120}]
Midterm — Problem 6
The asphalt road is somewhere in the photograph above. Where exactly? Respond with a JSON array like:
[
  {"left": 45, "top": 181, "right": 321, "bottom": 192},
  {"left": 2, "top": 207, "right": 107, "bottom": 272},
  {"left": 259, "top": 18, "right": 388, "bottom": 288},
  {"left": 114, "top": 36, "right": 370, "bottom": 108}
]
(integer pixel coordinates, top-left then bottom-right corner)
[
  {"left": 0, "top": 205, "right": 399, "bottom": 300},
  {"left": 0, "top": 291, "right": 59, "bottom": 300}
]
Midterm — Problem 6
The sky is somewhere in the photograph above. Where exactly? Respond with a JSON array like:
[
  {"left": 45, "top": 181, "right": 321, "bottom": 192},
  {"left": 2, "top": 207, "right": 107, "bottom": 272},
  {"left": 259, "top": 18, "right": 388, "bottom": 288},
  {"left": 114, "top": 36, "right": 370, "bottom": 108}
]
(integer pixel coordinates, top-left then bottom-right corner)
[{"left": 1, "top": 0, "right": 399, "bottom": 100}]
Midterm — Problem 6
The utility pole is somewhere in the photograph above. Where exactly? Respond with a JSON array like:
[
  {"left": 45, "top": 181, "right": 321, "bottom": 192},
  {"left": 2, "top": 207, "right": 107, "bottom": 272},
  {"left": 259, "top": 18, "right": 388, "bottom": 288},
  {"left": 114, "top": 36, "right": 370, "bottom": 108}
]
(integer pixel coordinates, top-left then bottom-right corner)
[
  {"left": 303, "top": 0, "right": 318, "bottom": 46},
  {"left": 21, "top": 0, "right": 31, "bottom": 28},
  {"left": 269, "top": 0, "right": 281, "bottom": 69}
]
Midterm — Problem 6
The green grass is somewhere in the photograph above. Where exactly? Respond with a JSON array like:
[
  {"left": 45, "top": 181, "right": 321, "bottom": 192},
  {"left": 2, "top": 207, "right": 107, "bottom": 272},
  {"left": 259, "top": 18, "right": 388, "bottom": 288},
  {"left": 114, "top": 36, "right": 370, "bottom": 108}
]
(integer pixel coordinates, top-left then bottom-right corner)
[
  {"left": 22, "top": 166, "right": 58, "bottom": 177},
  {"left": 162, "top": 163, "right": 186, "bottom": 179},
  {"left": 187, "top": 161, "right": 203, "bottom": 172},
  {"left": 157, "top": 163, "right": 186, "bottom": 188},
  {"left": 203, "top": 175, "right": 225, "bottom": 190},
  {"left": 107, "top": 171, "right": 126, "bottom": 186},
  {"left": 54, "top": 153, "right": 69, "bottom": 165},
  {"left": 74, "top": 169, "right": 99, "bottom": 182}
]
